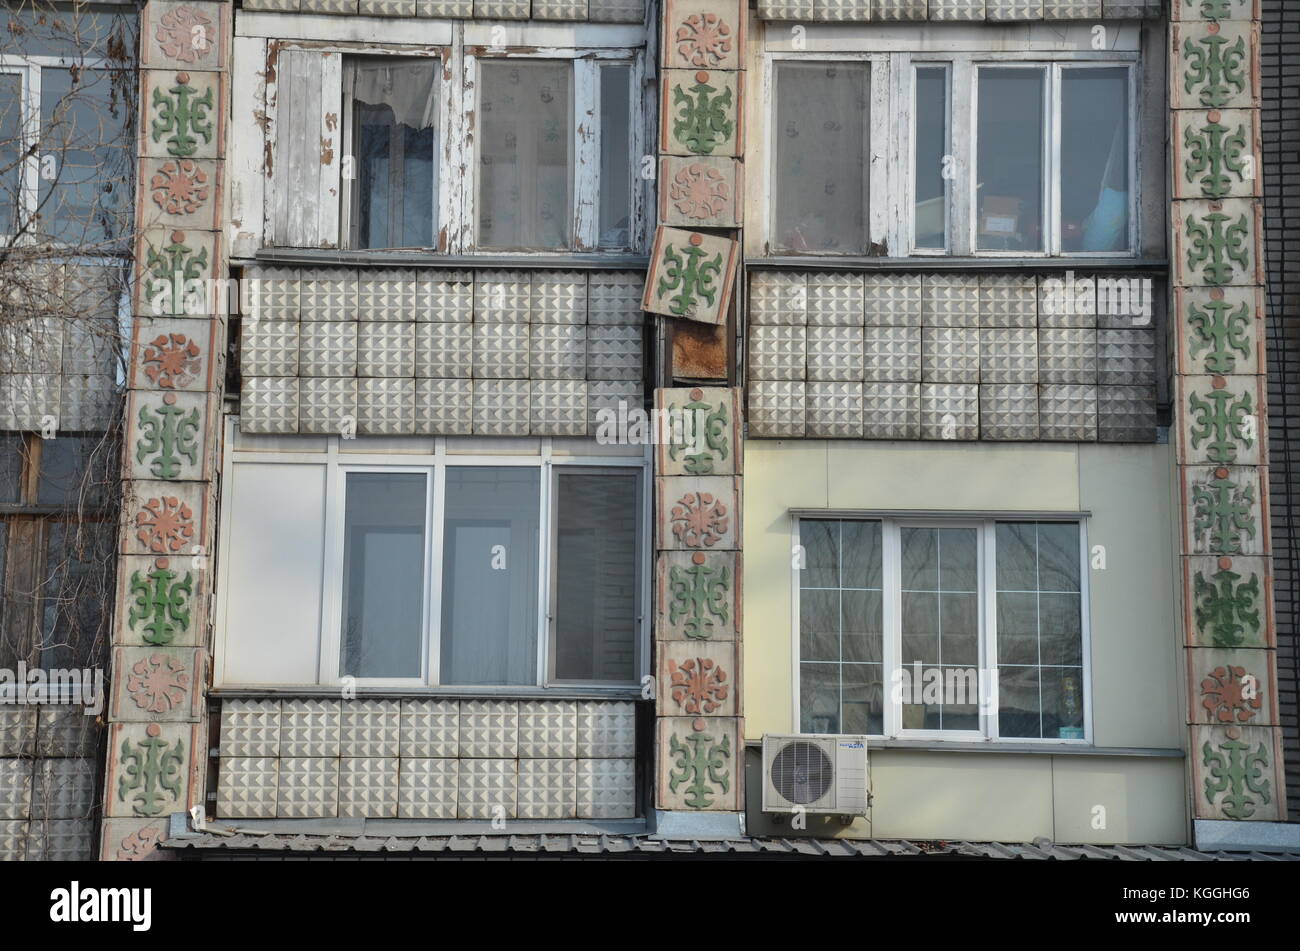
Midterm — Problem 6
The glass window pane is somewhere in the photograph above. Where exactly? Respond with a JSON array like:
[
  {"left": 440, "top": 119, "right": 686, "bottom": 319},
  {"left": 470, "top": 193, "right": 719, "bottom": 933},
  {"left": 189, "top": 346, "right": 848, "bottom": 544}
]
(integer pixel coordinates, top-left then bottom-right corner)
[
  {"left": 553, "top": 471, "right": 638, "bottom": 682},
  {"left": 37, "top": 437, "right": 102, "bottom": 507},
  {"left": 0, "top": 73, "right": 22, "bottom": 235},
  {"left": 914, "top": 66, "right": 948, "bottom": 250},
  {"left": 0, "top": 435, "right": 24, "bottom": 503},
  {"left": 351, "top": 60, "right": 437, "bottom": 250},
  {"left": 479, "top": 61, "right": 572, "bottom": 249},
  {"left": 598, "top": 65, "right": 633, "bottom": 249},
  {"left": 995, "top": 522, "right": 1037, "bottom": 591},
  {"left": 800, "top": 519, "right": 840, "bottom": 589},
  {"left": 38, "top": 68, "right": 132, "bottom": 247},
  {"left": 843, "top": 663, "right": 883, "bottom": 735},
  {"left": 977, "top": 67, "right": 1044, "bottom": 252},
  {"left": 1038, "top": 522, "right": 1081, "bottom": 592},
  {"left": 39, "top": 520, "right": 112, "bottom": 669},
  {"left": 900, "top": 526, "right": 937, "bottom": 591},
  {"left": 996, "top": 591, "right": 1039, "bottom": 666},
  {"left": 340, "top": 472, "right": 426, "bottom": 679},
  {"left": 842, "top": 520, "right": 883, "bottom": 589},
  {"left": 842, "top": 589, "right": 882, "bottom": 663},
  {"left": 774, "top": 62, "right": 868, "bottom": 253},
  {"left": 1061, "top": 67, "right": 1129, "bottom": 253},
  {"left": 441, "top": 467, "right": 539, "bottom": 685},
  {"left": 800, "top": 663, "right": 839, "bottom": 734},
  {"left": 800, "top": 589, "right": 839, "bottom": 662}
]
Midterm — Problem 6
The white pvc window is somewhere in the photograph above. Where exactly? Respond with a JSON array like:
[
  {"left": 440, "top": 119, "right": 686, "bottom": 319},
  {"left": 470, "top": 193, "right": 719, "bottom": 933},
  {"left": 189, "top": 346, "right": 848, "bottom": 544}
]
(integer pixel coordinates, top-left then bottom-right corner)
[{"left": 795, "top": 516, "right": 1091, "bottom": 743}]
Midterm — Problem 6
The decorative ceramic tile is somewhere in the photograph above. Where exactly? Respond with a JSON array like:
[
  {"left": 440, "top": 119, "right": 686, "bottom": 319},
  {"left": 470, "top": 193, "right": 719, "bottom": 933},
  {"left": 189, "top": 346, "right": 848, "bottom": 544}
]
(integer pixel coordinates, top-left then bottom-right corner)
[
  {"left": 1039, "top": 383, "right": 1098, "bottom": 441},
  {"left": 661, "top": 69, "right": 742, "bottom": 158},
  {"left": 1042, "top": 0, "right": 1095, "bottom": 17},
  {"left": 1038, "top": 329, "right": 1098, "bottom": 384},
  {"left": 656, "top": 716, "right": 739, "bottom": 811},
  {"left": 1172, "top": 21, "right": 1255, "bottom": 112},
  {"left": 1177, "top": 285, "right": 1261, "bottom": 377},
  {"left": 105, "top": 722, "right": 197, "bottom": 818},
  {"left": 863, "top": 327, "right": 925, "bottom": 381},
  {"left": 472, "top": 380, "right": 531, "bottom": 435},
  {"left": 298, "top": 377, "right": 358, "bottom": 435},
  {"left": 116, "top": 554, "right": 205, "bottom": 648},
  {"left": 475, "top": 271, "right": 531, "bottom": 323},
  {"left": 1190, "top": 725, "right": 1281, "bottom": 821},
  {"left": 533, "top": 0, "right": 588, "bottom": 16},
  {"left": 1174, "top": 109, "right": 1260, "bottom": 202},
  {"left": 242, "top": 0, "right": 301, "bottom": 10},
  {"left": 141, "top": 70, "right": 222, "bottom": 160},
  {"left": 588, "top": 0, "right": 645, "bottom": 19},
  {"left": 300, "top": 0, "right": 357, "bottom": 10},
  {"left": 532, "top": 380, "right": 588, "bottom": 436},
  {"left": 241, "top": 376, "right": 298, "bottom": 434},
  {"left": 748, "top": 380, "right": 806, "bottom": 438},
  {"left": 474, "top": 0, "right": 529, "bottom": 16},
  {"left": 299, "top": 268, "right": 357, "bottom": 321},
  {"left": 929, "top": 0, "right": 986, "bottom": 20},
  {"left": 1185, "top": 554, "right": 1269, "bottom": 649},
  {"left": 1037, "top": 274, "right": 1097, "bottom": 328},
  {"left": 576, "top": 758, "right": 636, "bottom": 818},
  {"left": 979, "top": 328, "right": 1038, "bottom": 384},
  {"left": 400, "top": 700, "right": 460, "bottom": 758},
  {"left": 240, "top": 319, "right": 297, "bottom": 378},
  {"left": 861, "top": 274, "right": 922, "bottom": 327},
  {"left": 111, "top": 646, "right": 203, "bottom": 722},
  {"left": 425, "top": 273, "right": 474, "bottom": 322},
  {"left": 979, "top": 274, "right": 1038, "bottom": 328},
  {"left": 0, "top": 709, "right": 35, "bottom": 756},
  {"left": 659, "top": 642, "right": 738, "bottom": 717},
  {"left": 576, "top": 701, "right": 637, "bottom": 758},
  {"left": 516, "top": 701, "right": 578, "bottom": 758},
  {"left": 458, "top": 759, "right": 518, "bottom": 819},
  {"left": 666, "top": 0, "right": 744, "bottom": 70},
  {"left": 423, "top": 0, "right": 474, "bottom": 13},
  {"left": 922, "top": 327, "right": 980, "bottom": 384},
  {"left": 0, "top": 317, "right": 62, "bottom": 374},
  {"left": 587, "top": 324, "right": 643, "bottom": 381},
  {"left": 59, "top": 374, "right": 115, "bottom": 431},
  {"left": 1175, "top": 0, "right": 1256, "bottom": 18},
  {"left": 0, "top": 821, "right": 27, "bottom": 860},
  {"left": 281, "top": 699, "right": 341, "bottom": 758},
  {"left": 920, "top": 383, "right": 979, "bottom": 440},
  {"left": 0, "top": 761, "right": 32, "bottom": 820},
  {"left": 1180, "top": 375, "right": 1261, "bottom": 466},
  {"left": 100, "top": 818, "right": 170, "bottom": 862},
  {"left": 140, "top": 156, "right": 221, "bottom": 231},
  {"left": 589, "top": 380, "right": 644, "bottom": 434},
  {"left": 27, "top": 818, "right": 96, "bottom": 860},
  {"left": 587, "top": 272, "right": 643, "bottom": 325},
  {"left": 1097, "top": 329, "right": 1156, "bottom": 386},
  {"left": 656, "top": 387, "right": 741, "bottom": 475},
  {"left": 531, "top": 324, "right": 587, "bottom": 380},
  {"left": 1175, "top": 198, "right": 1262, "bottom": 287},
  {"left": 517, "top": 759, "right": 575, "bottom": 819},
  {"left": 299, "top": 321, "right": 358, "bottom": 377},
  {"left": 339, "top": 700, "right": 401, "bottom": 758},
  {"left": 398, "top": 759, "right": 459, "bottom": 819},
  {"left": 1, "top": 373, "right": 61, "bottom": 430},
  {"left": 873, "top": 0, "right": 926, "bottom": 16},
  {"left": 36, "top": 706, "right": 100, "bottom": 757},
  {"left": 245, "top": 266, "right": 300, "bottom": 321},
  {"left": 460, "top": 700, "right": 520, "bottom": 759},
  {"left": 338, "top": 757, "right": 399, "bottom": 818},
  {"left": 807, "top": 273, "right": 864, "bottom": 327},
  {"left": 987, "top": 0, "right": 1043, "bottom": 18},
  {"left": 415, "top": 321, "right": 473, "bottom": 379},
  {"left": 220, "top": 699, "right": 282, "bottom": 757},
  {"left": 814, "top": 0, "right": 871, "bottom": 19},
  {"left": 750, "top": 272, "right": 808, "bottom": 326},
  {"left": 128, "top": 390, "right": 211, "bottom": 482},
  {"left": 357, "top": 378, "right": 415, "bottom": 435},
  {"left": 359, "top": 0, "right": 419, "bottom": 14},
  {"left": 643, "top": 226, "right": 740, "bottom": 325},
  {"left": 30, "top": 760, "right": 95, "bottom": 819},
  {"left": 661, "top": 156, "right": 743, "bottom": 228},
  {"left": 1095, "top": 275, "right": 1157, "bottom": 330},
  {"left": 415, "top": 378, "right": 474, "bottom": 435},
  {"left": 473, "top": 322, "right": 530, "bottom": 379},
  {"left": 923, "top": 274, "right": 981, "bottom": 327},
  {"left": 277, "top": 757, "right": 339, "bottom": 819},
  {"left": 980, "top": 383, "right": 1039, "bottom": 441},
  {"left": 758, "top": 0, "right": 816, "bottom": 14},
  {"left": 143, "top": 2, "right": 227, "bottom": 70},
  {"left": 1185, "top": 466, "right": 1264, "bottom": 556},
  {"left": 656, "top": 550, "right": 740, "bottom": 640},
  {"left": 216, "top": 757, "right": 279, "bottom": 818},
  {"left": 1099, "top": 385, "right": 1157, "bottom": 443},
  {"left": 357, "top": 321, "right": 416, "bottom": 378},
  {"left": 657, "top": 475, "right": 741, "bottom": 551},
  {"left": 530, "top": 272, "right": 586, "bottom": 325},
  {"left": 807, "top": 326, "right": 864, "bottom": 382},
  {"left": 749, "top": 325, "right": 806, "bottom": 381},
  {"left": 863, "top": 381, "right": 920, "bottom": 439}
]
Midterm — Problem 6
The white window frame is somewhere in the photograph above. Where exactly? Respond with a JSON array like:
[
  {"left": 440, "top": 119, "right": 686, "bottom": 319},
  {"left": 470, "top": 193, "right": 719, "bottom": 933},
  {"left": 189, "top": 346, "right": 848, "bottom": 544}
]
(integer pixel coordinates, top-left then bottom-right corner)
[
  {"left": 791, "top": 514, "right": 1093, "bottom": 745},
  {"left": 315, "top": 442, "right": 650, "bottom": 691}
]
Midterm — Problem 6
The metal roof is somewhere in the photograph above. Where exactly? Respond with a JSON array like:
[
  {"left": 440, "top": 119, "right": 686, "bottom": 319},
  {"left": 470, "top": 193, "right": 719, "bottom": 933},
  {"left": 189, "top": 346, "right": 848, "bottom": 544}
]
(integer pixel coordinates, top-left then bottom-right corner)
[{"left": 161, "top": 831, "right": 1300, "bottom": 860}]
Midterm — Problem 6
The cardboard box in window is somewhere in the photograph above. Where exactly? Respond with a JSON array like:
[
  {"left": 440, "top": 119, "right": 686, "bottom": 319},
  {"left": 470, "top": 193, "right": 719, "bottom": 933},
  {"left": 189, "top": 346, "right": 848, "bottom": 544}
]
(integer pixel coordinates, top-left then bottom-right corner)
[{"left": 979, "top": 195, "right": 1022, "bottom": 239}]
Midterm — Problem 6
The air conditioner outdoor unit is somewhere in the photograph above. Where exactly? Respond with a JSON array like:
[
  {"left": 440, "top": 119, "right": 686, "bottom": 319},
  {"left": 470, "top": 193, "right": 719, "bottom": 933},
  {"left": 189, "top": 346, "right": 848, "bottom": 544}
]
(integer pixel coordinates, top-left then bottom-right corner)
[{"left": 761, "top": 734, "right": 870, "bottom": 816}]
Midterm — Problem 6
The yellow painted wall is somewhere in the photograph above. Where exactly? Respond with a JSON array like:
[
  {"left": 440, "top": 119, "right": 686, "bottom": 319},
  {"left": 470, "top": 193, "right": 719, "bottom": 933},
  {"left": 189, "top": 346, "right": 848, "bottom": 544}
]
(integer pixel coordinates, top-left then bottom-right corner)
[{"left": 741, "top": 439, "right": 1188, "bottom": 844}]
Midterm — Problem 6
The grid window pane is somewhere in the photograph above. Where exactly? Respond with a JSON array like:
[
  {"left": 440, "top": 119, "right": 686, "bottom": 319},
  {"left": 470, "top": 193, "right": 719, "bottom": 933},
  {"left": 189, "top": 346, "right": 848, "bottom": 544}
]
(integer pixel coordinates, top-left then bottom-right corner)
[
  {"left": 479, "top": 61, "right": 573, "bottom": 250},
  {"left": 598, "top": 65, "right": 633, "bottom": 249},
  {"left": 0, "top": 73, "right": 21, "bottom": 235},
  {"left": 340, "top": 472, "right": 427, "bottom": 679},
  {"left": 914, "top": 66, "right": 948, "bottom": 250},
  {"left": 774, "top": 62, "right": 868, "bottom": 253},
  {"left": 1061, "top": 67, "right": 1130, "bottom": 253},
  {"left": 976, "top": 67, "right": 1044, "bottom": 252}
]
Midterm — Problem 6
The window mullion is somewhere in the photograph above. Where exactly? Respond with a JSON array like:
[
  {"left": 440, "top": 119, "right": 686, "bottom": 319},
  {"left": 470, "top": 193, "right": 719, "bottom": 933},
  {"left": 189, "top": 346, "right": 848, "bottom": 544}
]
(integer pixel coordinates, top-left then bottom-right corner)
[
  {"left": 868, "top": 56, "right": 889, "bottom": 254},
  {"left": 884, "top": 519, "right": 902, "bottom": 739},
  {"left": 459, "top": 44, "right": 477, "bottom": 252},
  {"left": 1048, "top": 64, "right": 1062, "bottom": 257},
  {"left": 951, "top": 58, "right": 974, "bottom": 257},
  {"left": 573, "top": 58, "right": 599, "bottom": 251},
  {"left": 427, "top": 462, "right": 445, "bottom": 686},
  {"left": 983, "top": 519, "right": 999, "bottom": 741},
  {"left": 22, "top": 64, "right": 40, "bottom": 235},
  {"left": 536, "top": 451, "right": 553, "bottom": 688}
]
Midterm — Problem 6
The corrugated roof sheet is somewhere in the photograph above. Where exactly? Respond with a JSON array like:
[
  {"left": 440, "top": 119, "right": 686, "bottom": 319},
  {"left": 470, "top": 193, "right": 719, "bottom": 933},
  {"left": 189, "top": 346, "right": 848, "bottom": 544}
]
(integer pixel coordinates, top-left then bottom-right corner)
[{"left": 160, "top": 832, "right": 1300, "bottom": 860}]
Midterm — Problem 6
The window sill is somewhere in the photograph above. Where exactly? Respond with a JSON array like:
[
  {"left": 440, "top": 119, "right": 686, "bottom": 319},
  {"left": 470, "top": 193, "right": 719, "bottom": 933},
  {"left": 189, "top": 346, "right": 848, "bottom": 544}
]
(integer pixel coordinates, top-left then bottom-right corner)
[
  {"left": 252, "top": 248, "right": 650, "bottom": 270},
  {"left": 210, "top": 685, "right": 646, "bottom": 701},
  {"left": 746, "top": 256, "right": 1169, "bottom": 272},
  {"left": 745, "top": 738, "right": 1183, "bottom": 758}
]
